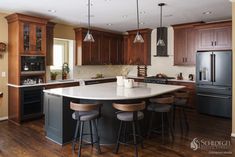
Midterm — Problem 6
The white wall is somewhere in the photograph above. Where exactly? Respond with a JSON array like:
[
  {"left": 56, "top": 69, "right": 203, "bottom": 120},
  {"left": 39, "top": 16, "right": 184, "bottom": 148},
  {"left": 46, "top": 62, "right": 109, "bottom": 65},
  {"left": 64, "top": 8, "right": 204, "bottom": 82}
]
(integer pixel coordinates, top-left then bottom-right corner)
[{"left": 128, "top": 27, "right": 195, "bottom": 79}]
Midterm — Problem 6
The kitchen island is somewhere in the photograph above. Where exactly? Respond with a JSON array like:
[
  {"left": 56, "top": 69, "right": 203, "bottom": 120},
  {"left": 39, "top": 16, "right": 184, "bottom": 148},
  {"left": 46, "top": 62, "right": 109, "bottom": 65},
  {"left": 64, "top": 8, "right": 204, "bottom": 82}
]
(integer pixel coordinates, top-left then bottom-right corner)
[{"left": 43, "top": 82, "right": 184, "bottom": 145}]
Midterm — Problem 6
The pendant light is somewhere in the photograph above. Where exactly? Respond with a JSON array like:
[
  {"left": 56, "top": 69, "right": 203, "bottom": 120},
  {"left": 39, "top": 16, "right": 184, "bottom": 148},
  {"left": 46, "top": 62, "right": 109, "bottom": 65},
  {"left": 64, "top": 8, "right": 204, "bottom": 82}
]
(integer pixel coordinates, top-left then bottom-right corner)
[
  {"left": 157, "top": 3, "right": 165, "bottom": 46},
  {"left": 84, "top": 0, "right": 95, "bottom": 42},
  {"left": 134, "top": 0, "right": 144, "bottom": 43}
]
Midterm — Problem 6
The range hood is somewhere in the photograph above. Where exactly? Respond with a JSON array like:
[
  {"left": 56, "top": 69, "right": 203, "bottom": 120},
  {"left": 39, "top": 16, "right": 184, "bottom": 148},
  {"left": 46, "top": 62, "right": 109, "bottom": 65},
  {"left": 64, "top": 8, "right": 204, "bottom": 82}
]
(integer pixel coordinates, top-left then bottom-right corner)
[{"left": 154, "top": 27, "right": 168, "bottom": 57}]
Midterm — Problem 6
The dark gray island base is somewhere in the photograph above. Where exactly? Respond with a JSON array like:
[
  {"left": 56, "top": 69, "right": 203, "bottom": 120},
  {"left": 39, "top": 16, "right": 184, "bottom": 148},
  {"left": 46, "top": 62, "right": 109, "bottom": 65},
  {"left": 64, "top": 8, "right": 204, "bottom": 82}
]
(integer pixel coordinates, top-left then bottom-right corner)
[
  {"left": 44, "top": 93, "right": 149, "bottom": 145},
  {"left": 43, "top": 82, "right": 185, "bottom": 145}
]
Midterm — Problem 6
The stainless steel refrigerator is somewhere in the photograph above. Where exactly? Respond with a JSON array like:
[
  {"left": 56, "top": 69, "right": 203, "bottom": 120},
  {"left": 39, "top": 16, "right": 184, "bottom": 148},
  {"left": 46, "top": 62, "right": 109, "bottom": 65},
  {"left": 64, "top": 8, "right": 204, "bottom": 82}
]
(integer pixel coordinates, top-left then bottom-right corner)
[{"left": 196, "top": 51, "right": 232, "bottom": 118}]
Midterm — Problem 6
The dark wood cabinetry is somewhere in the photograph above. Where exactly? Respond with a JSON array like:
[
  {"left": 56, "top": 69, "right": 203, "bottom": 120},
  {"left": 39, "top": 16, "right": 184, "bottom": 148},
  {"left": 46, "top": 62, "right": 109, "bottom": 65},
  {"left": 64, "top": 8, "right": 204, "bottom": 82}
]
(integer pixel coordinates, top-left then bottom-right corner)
[
  {"left": 74, "top": 28, "right": 123, "bottom": 65},
  {"left": 167, "top": 81, "right": 196, "bottom": 108},
  {"left": 196, "top": 21, "right": 232, "bottom": 51},
  {"left": 173, "top": 22, "right": 201, "bottom": 66},
  {"left": 125, "top": 29, "right": 152, "bottom": 65},
  {"left": 6, "top": 13, "right": 48, "bottom": 124},
  {"left": 84, "top": 78, "right": 116, "bottom": 85},
  {"left": 46, "top": 22, "right": 56, "bottom": 66}
]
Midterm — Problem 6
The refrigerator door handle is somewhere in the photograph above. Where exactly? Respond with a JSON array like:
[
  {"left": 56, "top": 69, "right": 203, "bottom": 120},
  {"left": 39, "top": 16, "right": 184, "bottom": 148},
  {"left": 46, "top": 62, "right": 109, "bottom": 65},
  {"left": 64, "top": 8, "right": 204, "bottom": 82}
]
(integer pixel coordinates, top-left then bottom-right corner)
[
  {"left": 197, "top": 93, "right": 231, "bottom": 99},
  {"left": 213, "top": 54, "right": 216, "bottom": 82},
  {"left": 210, "top": 54, "right": 213, "bottom": 82}
]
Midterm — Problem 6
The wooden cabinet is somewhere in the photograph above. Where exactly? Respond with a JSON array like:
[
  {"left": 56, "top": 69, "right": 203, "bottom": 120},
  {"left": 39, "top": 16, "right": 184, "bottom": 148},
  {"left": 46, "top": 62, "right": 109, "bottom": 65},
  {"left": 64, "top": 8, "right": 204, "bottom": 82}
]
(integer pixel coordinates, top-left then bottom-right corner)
[
  {"left": 173, "top": 22, "right": 201, "bottom": 66},
  {"left": 45, "top": 82, "right": 80, "bottom": 89},
  {"left": 196, "top": 21, "right": 232, "bottom": 51},
  {"left": 167, "top": 81, "right": 196, "bottom": 108},
  {"left": 74, "top": 28, "right": 123, "bottom": 65},
  {"left": 46, "top": 22, "right": 56, "bottom": 66},
  {"left": 84, "top": 78, "right": 116, "bottom": 85},
  {"left": 6, "top": 13, "right": 48, "bottom": 124},
  {"left": 125, "top": 29, "right": 152, "bottom": 65},
  {"left": 18, "top": 21, "right": 46, "bottom": 55}
]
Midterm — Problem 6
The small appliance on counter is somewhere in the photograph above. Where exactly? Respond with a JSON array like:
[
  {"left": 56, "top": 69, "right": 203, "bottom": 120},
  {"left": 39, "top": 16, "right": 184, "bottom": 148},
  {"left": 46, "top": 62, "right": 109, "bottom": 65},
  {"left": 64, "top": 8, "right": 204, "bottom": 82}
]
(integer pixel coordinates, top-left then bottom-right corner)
[
  {"left": 188, "top": 74, "right": 194, "bottom": 81},
  {"left": 177, "top": 73, "right": 183, "bottom": 80}
]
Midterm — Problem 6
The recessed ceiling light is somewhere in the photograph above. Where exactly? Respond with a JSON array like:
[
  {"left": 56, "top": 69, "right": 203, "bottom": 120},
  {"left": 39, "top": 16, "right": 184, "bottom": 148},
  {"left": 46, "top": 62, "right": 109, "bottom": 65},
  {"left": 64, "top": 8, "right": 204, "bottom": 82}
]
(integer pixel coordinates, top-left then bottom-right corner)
[
  {"left": 203, "top": 11, "right": 212, "bottom": 15},
  {"left": 122, "top": 15, "right": 128, "bottom": 18},
  {"left": 48, "top": 9, "right": 56, "bottom": 13},
  {"left": 139, "top": 22, "right": 145, "bottom": 25},
  {"left": 107, "top": 23, "right": 112, "bottom": 26}
]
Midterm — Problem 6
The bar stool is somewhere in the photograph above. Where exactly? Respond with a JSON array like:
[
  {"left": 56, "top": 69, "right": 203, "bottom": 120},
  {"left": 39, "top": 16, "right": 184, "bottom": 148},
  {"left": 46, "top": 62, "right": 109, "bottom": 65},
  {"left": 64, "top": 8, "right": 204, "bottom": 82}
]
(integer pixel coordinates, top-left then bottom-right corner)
[
  {"left": 147, "top": 95, "right": 174, "bottom": 143},
  {"left": 113, "top": 101, "right": 145, "bottom": 157},
  {"left": 70, "top": 102, "right": 102, "bottom": 157},
  {"left": 173, "top": 90, "right": 190, "bottom": 135}
]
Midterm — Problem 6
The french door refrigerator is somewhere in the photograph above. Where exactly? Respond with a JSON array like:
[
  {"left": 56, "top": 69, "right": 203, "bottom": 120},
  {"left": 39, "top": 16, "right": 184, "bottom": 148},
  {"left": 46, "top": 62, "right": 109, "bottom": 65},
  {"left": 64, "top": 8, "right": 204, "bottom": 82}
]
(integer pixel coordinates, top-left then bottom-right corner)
[{"left": 196, "top": 51, "right": 232, "bottom": 118}]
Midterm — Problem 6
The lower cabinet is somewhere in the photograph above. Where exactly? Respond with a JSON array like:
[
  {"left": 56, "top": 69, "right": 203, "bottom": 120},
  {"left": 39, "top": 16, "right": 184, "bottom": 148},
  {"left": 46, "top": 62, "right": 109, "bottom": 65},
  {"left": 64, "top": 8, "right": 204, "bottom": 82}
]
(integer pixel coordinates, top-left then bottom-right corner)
[
  {"left": 167, "top": 81, "right": 196, "bottom": 108},
  {"left": 21, "top": 86, "right": 43, "bottom": 121}
]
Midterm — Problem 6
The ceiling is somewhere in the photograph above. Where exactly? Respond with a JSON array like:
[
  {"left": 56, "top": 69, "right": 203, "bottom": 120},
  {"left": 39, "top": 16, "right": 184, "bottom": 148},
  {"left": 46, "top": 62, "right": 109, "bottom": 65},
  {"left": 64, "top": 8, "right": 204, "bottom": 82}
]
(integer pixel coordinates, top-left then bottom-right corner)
[{"left": 0, "top": 0, "right": 232, "bottom": 32}]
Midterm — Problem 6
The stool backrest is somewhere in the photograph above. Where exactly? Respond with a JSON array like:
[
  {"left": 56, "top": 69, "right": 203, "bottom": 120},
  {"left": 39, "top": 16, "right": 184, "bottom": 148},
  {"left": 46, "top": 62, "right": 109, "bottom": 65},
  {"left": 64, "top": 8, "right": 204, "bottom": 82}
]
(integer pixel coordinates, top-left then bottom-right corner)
[
  {"left": 150, "top": 95, "right": 174, "bottom": 105},
  {"left": 70, "top": 102, "right": 101, "bottom": 112},
  {"left": 113, "top": 101, "right": 146, "bottom": 112}
]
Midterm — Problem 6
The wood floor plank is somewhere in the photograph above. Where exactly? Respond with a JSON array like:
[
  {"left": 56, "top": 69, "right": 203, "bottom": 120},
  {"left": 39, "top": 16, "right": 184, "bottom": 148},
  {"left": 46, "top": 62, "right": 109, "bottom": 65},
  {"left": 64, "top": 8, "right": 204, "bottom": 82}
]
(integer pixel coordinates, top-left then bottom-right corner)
[{"left": 0, "top": 110, "right": 234, "bottom": 157}]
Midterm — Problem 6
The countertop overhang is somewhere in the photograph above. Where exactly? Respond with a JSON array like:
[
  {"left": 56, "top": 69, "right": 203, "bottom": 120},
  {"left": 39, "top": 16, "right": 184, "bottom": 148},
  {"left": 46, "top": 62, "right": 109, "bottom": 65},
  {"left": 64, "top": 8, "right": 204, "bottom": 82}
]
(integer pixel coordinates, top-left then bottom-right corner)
[{"left": 43, "top": 82, "right": 185, "bottom": 100}]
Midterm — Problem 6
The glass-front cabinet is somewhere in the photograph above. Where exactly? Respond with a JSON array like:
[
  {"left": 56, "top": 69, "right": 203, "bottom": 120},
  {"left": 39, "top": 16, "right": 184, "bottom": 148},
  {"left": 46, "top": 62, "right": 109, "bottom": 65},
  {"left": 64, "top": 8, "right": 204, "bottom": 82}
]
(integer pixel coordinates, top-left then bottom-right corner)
[{"left": 21, "top": 22, "right": 46, "bottom": 55}]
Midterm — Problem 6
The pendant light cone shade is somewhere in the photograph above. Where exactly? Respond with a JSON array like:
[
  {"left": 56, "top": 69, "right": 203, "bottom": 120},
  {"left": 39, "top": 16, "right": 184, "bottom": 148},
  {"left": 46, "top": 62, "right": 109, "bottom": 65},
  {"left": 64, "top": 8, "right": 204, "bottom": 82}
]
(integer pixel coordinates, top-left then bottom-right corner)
[
  {"left": 157, "top": 3, "right": 165, "bottom": 46},
  {"left": 157, "top": 39, "right": 165, "bottom": 46},
  {"left": 84, "top": 31, "right": 95, "bottom": 42},
  {"left": 84, "top": 0, "right": 95, "bottom": 42},
  {"left": 134, "top": 32, "right": 144, "bottom": 43},
  {"left": 133, "top": 0, "right": 144, "bottom": 43}
]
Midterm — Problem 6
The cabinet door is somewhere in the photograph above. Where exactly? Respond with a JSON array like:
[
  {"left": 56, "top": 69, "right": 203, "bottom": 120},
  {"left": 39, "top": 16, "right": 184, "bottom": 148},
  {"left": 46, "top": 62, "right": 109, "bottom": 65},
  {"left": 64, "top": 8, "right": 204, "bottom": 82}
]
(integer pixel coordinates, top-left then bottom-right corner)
[
  {"left": 81, "top": 32, "right": 91, "bottom": 65},
  {"left": 174, "top": 28, "right": 186, "bottom": 65},
  {"left": 21, "top": 22, "right": 31, "bottom": 53},
  {"left": 90, "top": 33, "right": 101, "bottom": 64},
  {"left": 185, "top": 28, "right": 196, "bottom": 65},
  {"left": 214, "top": 26, "right": 232, "bottom": 50},
  {"left": 100, "top": 34, "right": 111, "bottom": 64},
  {"left": 110, "top": 37, "right": 118, "bottom": 65},
  {"left": 117, "top": 38, "right": 124, "bottom": 64},
  {"left": 197, "top": 28, "right": 214, "bottom": 51},
  {"left": 30, "top": 24, "right": 46, "bottom": 54}
]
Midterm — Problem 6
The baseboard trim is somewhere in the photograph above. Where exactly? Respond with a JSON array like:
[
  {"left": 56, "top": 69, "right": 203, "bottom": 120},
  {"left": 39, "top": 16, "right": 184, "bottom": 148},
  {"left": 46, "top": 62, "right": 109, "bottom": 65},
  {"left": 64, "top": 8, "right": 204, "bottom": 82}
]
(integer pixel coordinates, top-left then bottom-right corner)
[
  {"left": 0, "top": 117, "right": 8, "bottom": 121},
  {"left": 231, "top": 133, "right": 235, "bottom": 138}
]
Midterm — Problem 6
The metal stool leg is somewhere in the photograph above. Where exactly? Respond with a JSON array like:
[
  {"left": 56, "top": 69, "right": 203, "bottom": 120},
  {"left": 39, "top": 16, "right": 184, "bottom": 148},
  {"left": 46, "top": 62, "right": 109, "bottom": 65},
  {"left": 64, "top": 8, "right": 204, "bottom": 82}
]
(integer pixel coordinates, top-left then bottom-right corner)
[
  {"left": 147, "top": 112, "right": 154, "bottom": 139},
  {"left": 132, "top": 121, "right": 138, "bottom": 157},
  {"left": 78, "top": 121, "right": 84, "bottom": 157},
  {"left": 94, "top": 119, "right": 101, "bottom": 154},
  {"left": 167, "top": 112, "right": 174, "bottom": 142},
  {"left": 183, "top": 108, "right": 189, "bottom": 133},
  {"left": 114, "top": 121, "right": 123, "bottom": 154},
  {"left": 173, "top": 105, "right": 176, "bottom": 129},
  {"left": 178, "top": 109, "right": 183, "bottom": 136},
  {"left": 72, "top": 120, "right": 80, "bottom": 151},
  {"left": 137, "top": 121, "right": 144, "bottom": 149},
  {"left": 89, "top": 120, "right": 93, "bottom": 147},
  {"left": 161, "top": 113, "right": 165, "bottom": 144}
]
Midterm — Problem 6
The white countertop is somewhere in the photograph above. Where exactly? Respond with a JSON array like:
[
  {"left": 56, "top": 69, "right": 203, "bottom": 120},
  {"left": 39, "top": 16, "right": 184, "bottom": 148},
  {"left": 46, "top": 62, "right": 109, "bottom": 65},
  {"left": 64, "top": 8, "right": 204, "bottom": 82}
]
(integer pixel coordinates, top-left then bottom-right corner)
[{"left": 43, "top": 82, "right": 185, "bottom": 100}]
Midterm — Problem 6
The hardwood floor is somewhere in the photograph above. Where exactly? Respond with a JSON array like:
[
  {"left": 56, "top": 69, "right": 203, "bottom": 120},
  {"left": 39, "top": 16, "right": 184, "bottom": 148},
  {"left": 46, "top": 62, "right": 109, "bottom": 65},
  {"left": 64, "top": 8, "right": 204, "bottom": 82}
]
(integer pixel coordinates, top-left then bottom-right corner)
[{"left": 0, "top": 110, "right": 234, "bottom": 157}]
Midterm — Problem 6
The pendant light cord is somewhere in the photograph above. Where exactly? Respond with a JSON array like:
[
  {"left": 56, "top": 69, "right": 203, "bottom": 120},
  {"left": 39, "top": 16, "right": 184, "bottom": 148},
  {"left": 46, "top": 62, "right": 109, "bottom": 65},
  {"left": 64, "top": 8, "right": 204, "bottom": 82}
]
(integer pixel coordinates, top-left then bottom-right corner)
[
  {"left": 136, "top": 0, "right": 140, "bottom": 33},
  {"left": 88, "top": 0, "right": 91, "bottom": 31},
  {"left": 160, "top": 4, "right": 162, "bottom": 28}
]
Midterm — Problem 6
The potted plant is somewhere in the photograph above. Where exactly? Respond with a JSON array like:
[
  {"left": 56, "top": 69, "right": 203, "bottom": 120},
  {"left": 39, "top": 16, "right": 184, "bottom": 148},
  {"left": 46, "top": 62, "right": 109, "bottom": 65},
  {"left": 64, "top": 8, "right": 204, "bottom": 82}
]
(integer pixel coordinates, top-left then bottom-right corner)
[
  {"left": 50, "top": 72, "right": 58, "bottom": 80},
  {"left": 62, "top": 63, "right": 70, "bottom": 80}
]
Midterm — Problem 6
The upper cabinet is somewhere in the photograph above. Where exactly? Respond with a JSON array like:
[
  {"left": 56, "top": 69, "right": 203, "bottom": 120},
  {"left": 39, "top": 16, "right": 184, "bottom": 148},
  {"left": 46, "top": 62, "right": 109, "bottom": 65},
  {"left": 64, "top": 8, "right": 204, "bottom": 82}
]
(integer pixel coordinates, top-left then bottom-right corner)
[
  {"left": 196, "top": 21, "right": 232, "bottom": 51},
  {"left": 173, "top": 22, "right": 201, "bottom": 66},
  {"left": 6, "top": 14, "right": 47, "bottom": 56},
  {"left": 125, "top": 29, "right": 152, "bottom": 65},
  {"left": 74, "top": 28, "right": 123, "bottom": 65},
  {"left": 46, "top": 22, "right": 56, "bottom": 66}
]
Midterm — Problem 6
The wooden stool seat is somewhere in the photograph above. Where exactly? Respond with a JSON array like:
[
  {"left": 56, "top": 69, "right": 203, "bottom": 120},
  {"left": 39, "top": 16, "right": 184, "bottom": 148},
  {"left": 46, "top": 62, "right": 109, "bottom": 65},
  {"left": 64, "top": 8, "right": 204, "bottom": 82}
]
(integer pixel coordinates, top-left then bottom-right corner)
[
  {"left": 113, "top": 101, "right": 146, "bottom": 157},
  {"left": 70, "top": 102, "right": 102, "bottom": 157},
  {"left": 147, "top": 96, "right": 174, "bottom": 143}
]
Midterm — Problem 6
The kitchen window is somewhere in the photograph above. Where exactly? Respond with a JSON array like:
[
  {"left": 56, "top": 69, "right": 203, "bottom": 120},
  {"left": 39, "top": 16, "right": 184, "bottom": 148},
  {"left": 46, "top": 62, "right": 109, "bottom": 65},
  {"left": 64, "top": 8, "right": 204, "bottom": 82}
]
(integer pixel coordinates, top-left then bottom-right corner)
[{"left": 50, "top": 39, "right": 69, "bottom": 70}]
